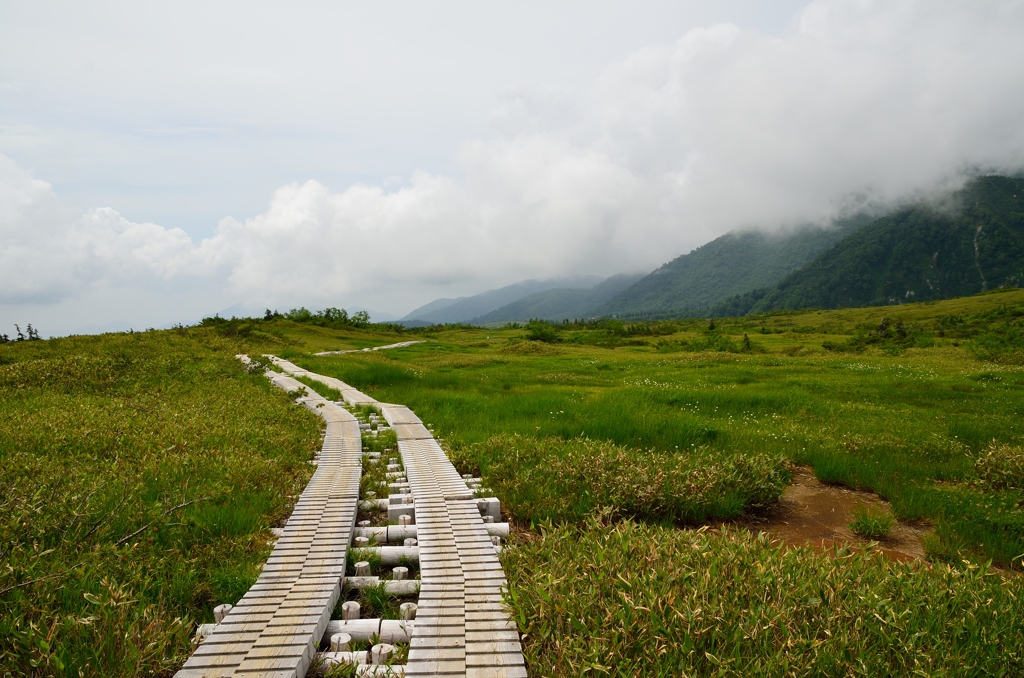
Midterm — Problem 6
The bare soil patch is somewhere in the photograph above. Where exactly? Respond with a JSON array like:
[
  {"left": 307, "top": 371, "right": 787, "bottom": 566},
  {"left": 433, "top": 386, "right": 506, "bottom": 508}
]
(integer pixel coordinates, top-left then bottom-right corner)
[{"left": 745, "top": 466, "right": 931, "bottom": 562}]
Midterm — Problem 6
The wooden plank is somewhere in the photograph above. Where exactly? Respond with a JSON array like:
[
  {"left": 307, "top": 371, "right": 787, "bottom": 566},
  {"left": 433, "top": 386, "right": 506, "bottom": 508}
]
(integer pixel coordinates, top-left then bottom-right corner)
[
  {"left": 200, "top": 358, "right": 529, "bottom": 678},
  {"left": 173, "top": 360, "right": 364, "bottom": 678}
]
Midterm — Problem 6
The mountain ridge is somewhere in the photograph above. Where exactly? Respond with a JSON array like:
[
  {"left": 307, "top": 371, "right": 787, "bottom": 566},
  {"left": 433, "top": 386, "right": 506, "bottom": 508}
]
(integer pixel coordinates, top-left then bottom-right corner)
[
  {"left": 401, "top": 276, "right": 603, "bottom": 325},
  {"left": 472, "top": 273, "right": 645, "bottom": 324},
  {"left": 594, "top": 218, "right": 871, "bottom": 318},
  {"left": 703, "top": 175, "right": 1024, "bottom": 317}
]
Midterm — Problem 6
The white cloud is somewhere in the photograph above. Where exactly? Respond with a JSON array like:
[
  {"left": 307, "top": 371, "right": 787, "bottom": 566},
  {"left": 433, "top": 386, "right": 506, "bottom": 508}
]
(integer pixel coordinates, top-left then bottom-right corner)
[
  {"left": 2, "top": 0, "right": 1024, "bottom": 332},
  {"left": 590, "top": 0, "right": 1024, "bottom": 230},
  {"left": 202, "top": 173, "right": 480, "bottom": 303},
  {"left": 0, "top": 156, "right": 202, "bottom": 305}
]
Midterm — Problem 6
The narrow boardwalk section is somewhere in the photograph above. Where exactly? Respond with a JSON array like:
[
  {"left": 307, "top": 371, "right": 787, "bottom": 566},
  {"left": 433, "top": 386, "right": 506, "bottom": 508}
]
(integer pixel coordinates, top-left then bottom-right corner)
[
  {"left": 175, "top": 363, "right": 362, "bottom": 678},
  {"left": 316, "top": 341, "right": 426, "bottom": 356},
  {"left": 272, "top": 358, "right": 527, "bottom": 678}
]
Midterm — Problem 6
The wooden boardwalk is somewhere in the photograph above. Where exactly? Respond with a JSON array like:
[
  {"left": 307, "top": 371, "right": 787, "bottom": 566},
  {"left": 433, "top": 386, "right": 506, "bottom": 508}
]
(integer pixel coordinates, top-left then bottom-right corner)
[
  {"left": 175, "top": 365, "right": 362, "bottom": 677},
  {"left": 315, "top": 341, "right": 426, "bottom": 356},
  {"left": 174, "top": 356, "right": 525, "bottom": 677}
]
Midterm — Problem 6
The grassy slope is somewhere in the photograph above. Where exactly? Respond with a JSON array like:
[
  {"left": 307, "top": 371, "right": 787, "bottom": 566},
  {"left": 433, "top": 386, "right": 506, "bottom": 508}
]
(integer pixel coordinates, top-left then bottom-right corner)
[
  {"left": 0, "top": 328, "right": 341, "bottom": 676},
  {"left": 4, "top": 292, "right": 1024, "bottom": 676},
  {"left": 297, "top": 289, "right": 1024, "bottom": 564},
  {"left": 595, "top": 219, "right": 868, "bottom": 318}
]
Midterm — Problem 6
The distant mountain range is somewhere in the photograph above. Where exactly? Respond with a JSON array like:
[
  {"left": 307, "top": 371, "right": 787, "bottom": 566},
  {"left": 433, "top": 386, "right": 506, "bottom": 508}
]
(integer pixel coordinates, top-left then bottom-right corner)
[
  {"left": 472, "top": 274, "right": 644, "bottom": 324},
  {"left": 401, "top": 276, "right": 603, "bottom": 325},
  {"left": 706, "top": 175, "right": 1024, "bottom": 316},
  {"left": 593, "top": 218, "right": 871, "bottom": 319},
  {"left": 396, "top": 224, "right": 866, "bottom": 325},
  {"left": 398, "top": 175, "right": 1023, "bottom": 325}
]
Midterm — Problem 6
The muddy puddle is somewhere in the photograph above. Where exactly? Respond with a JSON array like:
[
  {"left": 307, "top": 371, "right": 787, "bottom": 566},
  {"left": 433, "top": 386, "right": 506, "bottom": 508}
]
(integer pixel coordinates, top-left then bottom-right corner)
[{"left": 743, "top": 466, "right": 931, "bottom": 562}]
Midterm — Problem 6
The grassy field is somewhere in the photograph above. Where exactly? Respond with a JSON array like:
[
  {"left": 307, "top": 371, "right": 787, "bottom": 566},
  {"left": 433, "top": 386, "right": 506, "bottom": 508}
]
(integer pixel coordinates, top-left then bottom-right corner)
[
  {"left": 296, "top": 289, "right": 1024, "bottom": 675},
  {"left": 503, "top": 519, "right": 1024, "bottom": 676},
  {"left": 0, "top": 329, "right": 323, "bottom": 676},
  {"left": 298, "top": 289, "right": 1024, "bottom": 565},
  {"left": 2, "top": 288, "right": 1023, "bottom": 676}
]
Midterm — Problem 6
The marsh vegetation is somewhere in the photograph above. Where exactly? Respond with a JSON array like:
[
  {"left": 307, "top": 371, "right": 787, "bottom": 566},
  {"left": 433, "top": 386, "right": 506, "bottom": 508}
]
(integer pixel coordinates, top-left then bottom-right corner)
[{"left": 1, "top": 287, "right": 1022, "bottom": 675}]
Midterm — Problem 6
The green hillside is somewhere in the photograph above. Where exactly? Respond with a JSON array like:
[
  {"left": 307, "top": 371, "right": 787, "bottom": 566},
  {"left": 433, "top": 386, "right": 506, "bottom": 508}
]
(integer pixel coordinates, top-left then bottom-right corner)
[
  {"left": 472, "top": 273, "right": 643, "bottom": 324},
  {"left": 596, "top": 218, "right": 869, "bottom": 318},
  {"left": 711, "top": 176, "right": 1024, "bottom": 316},
  {"left": 401, "top": 276, "right": 601, "bottom": 325},
  {"left": 5, "top": 291, "right": 1024, "bottom": 675}
]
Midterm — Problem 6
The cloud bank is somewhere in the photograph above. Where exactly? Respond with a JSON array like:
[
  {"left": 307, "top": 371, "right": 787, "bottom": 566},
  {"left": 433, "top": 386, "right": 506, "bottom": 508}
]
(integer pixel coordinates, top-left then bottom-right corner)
[{"left": 3, "top": 0, "right": 1024, "bottom": 328}]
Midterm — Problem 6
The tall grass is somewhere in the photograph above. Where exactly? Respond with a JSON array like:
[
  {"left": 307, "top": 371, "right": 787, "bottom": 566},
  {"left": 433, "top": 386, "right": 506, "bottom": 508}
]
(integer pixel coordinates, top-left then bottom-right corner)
[
  {"left": 849, "top": 504, "right": 895, "bottom": 539},
  {"left": 0, "top": 331, "right": 321, "bottom": 676},
  {"left": 503, "top": 518, "right": 1024, "bottom": 676},
  {"left": 451, "top": 434, "right": 789, "bottom": 525},
  {"left": 300, "top": 330, "right": 1024, "bottom": 563},
  {"left": 294, "top": 374, "right": 343, "bottom": 401}
]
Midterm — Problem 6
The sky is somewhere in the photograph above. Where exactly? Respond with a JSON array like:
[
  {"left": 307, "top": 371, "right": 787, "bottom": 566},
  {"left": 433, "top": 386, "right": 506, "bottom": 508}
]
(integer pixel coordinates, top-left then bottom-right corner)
[{"left": 2, "top": 0, "right": 1024, "bottom": 335}]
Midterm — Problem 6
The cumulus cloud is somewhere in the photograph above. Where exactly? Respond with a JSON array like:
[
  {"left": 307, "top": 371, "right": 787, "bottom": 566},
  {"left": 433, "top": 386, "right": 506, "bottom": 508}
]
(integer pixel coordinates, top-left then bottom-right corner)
[
  {"left": 0, "top": 156, "right": 202, "bottom": 304},
  {"left": 204, "top": 173, "right": 479, "bottom": 304},
  {"left": 2, "top": 0, "right": 1024, "bottom": 322},
  {"left": 591, "top": 0, "right": 1024, "bottom": 235}
]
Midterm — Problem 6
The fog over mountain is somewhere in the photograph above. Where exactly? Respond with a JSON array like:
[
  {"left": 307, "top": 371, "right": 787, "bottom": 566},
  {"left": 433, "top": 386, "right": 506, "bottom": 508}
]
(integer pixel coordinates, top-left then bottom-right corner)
[{"left": 2, "top": 1, "right": 1024, "bottom": 336}]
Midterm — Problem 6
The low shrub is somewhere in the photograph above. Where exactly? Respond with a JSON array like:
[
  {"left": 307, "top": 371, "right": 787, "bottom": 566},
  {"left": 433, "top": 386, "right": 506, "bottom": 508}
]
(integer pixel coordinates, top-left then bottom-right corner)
[
  {"left": 974, "top": 441, "right": 1024, "bottom": 490},
  {"left": 524, "top": 320, "right": 559, "bottom": 343},
  {"left": 655, "top": 332, "right": 763, "bottom": 353},
  {"left": 503, "top": 518, "right": 1024, "bottom": 677},
  {"left": 821, "top": 316, "right": 937, "bottom": 354},
  {"left": 969, "top": 324, "right": 1024, "bottom": 363},
  {"left": 499, "top": 339, "right": 561, "bottom": 355},
  {"left": 451, "top": 434, "right": 789, "bottom": 525}
]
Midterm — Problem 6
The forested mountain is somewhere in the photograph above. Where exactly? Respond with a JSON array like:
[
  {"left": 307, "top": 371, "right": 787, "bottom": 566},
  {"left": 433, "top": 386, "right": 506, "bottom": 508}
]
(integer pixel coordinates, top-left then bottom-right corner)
[
  {"left": 472, "top": 273, "right": 644, "bottom": 324},
  {"left": 708, "top": 175, "right": 1024, "bottom": 316},
  {"left": 401, "top": 176, "right": 1023, "bottom": 325},
  {"left": 595, "top": 218, "right": 869, "bottom": 318},
  {"left": 401, "top": 296, "right": 459, "bottom": 320},
  {"left": 401, "top": 276, "right": 602, "bottom": 325}
]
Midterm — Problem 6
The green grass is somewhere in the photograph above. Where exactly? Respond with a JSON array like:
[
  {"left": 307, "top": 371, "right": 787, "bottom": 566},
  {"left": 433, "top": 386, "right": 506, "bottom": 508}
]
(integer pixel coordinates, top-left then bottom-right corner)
[
  {"left": 0, "top": 329, "right": 322, "bottom": 676},
  {"left": 295, "top": 289, "right": 1024, "bottom": 566},
  {"left": 3, "top": 288, "right": 1023, "bottom": 676},
  {"left": 333, "top": 582, "right": 400, "bottom": 621},
  {"left": 849, "top": 504, "right": 895, "bottom": 539},
  {"left": 503, "top": 518, "right": 1024, "bottom": 676},
  {"left": 294, "top": 374, "right": 343, "bottom": 401}
]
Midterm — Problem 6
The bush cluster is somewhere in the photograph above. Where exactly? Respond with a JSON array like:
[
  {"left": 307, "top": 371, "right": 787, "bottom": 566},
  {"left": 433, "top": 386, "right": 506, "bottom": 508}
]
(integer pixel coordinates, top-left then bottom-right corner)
[
  {"left": 974, "top": 441, "right": 1024, "bottom": 490},
  {"left": 503, "top": 518, "right": 1024, "bottom": 676},
  {"left": 452, "top": 434, "right": 789, "bottom": 525},
  {"left": 521, "top": 318, "right": 682, "bottom": 346},
  {"left": 655, "top": 331, "right": 762, "bottom": 353},
  {"left": 200, "top": 306, "right": 394, "bottom": 336},
  {"left": 822, "top": 316, "right": 935, "bottom": 354}
]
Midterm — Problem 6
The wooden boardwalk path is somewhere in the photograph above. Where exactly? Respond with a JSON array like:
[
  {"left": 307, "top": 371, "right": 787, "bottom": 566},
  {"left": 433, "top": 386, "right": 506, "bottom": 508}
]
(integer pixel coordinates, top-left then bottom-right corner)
[
  {"left": 315, "top": 341, "right": 426, "bottom": 356},
  {"left": 174, "top": 356, "right": 525, "bottom": 677},
  {"left": 176, "top": 364, "right": 363, "bottom": 677}
]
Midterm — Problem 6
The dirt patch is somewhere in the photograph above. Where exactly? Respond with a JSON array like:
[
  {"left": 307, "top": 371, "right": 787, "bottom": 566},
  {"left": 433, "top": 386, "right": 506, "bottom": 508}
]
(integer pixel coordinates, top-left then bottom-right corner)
[{"left": 744, "top": 466, "right": 931, "bottom": 562}]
